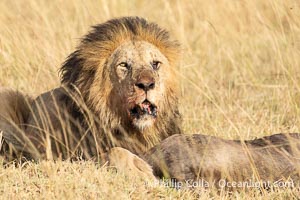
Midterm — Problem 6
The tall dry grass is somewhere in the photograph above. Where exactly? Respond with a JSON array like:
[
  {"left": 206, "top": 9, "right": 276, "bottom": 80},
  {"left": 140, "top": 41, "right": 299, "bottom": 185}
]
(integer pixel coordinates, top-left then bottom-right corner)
[{"left": 1, "top": 0, "right": 300, "bottom": 199}]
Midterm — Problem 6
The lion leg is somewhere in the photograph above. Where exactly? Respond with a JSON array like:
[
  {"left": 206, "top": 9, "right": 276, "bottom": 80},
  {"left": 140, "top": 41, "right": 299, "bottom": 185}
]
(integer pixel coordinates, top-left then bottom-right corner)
[{"left": 105, "top": 147, "right": 156, "bottom": 181}]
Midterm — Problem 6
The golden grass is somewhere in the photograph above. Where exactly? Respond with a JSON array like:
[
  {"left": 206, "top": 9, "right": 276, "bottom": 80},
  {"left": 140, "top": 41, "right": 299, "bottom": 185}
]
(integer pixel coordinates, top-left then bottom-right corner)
[{"left": 1, "top": 0, "right": 300, "bottom": 199}]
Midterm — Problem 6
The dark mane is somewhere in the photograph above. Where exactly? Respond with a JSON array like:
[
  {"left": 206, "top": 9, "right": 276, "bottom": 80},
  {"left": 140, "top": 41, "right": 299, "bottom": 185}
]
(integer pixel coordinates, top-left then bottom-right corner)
[{"left": 59, "top": 16, "right": 180, "bottom": 88}]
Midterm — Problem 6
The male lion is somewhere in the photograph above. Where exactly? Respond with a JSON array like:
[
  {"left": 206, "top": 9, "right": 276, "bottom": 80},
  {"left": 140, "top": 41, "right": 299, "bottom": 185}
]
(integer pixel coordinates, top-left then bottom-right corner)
[
  {"left": 0, "top": 16, "right": 181, "bottom": 179},
  {"left": 1, "top": 16, "right": 300, "bottom": 187}
]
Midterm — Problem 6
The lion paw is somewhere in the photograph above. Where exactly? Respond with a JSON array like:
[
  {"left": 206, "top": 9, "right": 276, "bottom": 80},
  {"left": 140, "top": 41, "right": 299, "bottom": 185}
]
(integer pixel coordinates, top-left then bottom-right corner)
[{"left": 107, "top": 147, "right": 156, "bottom": 181}]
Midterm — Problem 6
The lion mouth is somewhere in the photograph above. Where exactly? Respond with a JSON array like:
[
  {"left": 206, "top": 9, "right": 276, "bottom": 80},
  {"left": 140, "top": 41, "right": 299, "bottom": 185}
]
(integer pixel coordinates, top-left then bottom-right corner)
[{"left": 130, "top": 100, "right": 158, "bottom": 119}]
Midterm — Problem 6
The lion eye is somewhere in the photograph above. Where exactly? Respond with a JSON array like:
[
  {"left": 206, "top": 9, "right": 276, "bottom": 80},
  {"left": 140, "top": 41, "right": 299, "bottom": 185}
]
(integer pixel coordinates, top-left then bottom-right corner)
[
  {"left": 116, "top": 62, "right": 131, "bottom": 79},
  {"left": 151, "top": 61, "right": 161, "bottom": 70},
  {"left": 119, "top": 62, "right": 130, "bottom": 69}
]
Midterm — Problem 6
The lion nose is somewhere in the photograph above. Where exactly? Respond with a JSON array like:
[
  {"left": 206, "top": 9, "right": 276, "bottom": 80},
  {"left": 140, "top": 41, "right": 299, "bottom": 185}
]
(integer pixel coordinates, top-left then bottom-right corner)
[{"left": 135, "top": 78, "right": 155, "bottom": 91}]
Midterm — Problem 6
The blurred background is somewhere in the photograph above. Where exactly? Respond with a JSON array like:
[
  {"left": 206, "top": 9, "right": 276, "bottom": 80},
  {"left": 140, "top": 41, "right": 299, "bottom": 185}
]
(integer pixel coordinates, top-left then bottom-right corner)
[{"left": 1, "top": 0, "right": 300, "bottom": 140}]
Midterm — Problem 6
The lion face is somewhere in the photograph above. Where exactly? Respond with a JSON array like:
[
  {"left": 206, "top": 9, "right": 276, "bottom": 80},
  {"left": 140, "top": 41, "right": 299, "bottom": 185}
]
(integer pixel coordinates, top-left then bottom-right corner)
[
  {"left": 107, "top": 41, "right": 170, "bottom": 130},
  {"left": 60, "top": 17, "right": 181, "bottom": 147}
]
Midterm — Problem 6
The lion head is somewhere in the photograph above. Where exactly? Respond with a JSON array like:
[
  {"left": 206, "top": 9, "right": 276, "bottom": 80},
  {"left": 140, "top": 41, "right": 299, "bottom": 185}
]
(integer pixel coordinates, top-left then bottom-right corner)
[{"left": 59, "top": 17, "right": 182, "bottom": 153}]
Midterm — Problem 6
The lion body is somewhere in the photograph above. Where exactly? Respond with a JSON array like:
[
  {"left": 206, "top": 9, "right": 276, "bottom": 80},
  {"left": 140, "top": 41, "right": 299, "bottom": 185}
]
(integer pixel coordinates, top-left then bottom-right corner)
[{"left": 0, "top": 17, "right": 182, "bottom": 161}]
